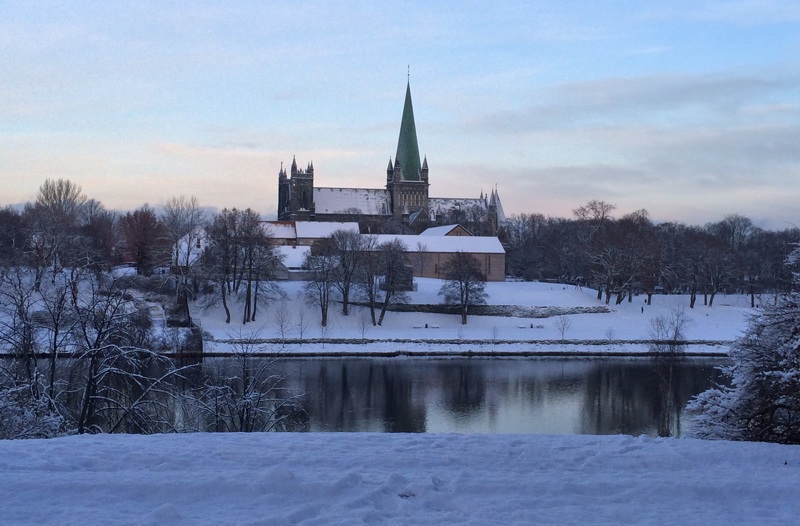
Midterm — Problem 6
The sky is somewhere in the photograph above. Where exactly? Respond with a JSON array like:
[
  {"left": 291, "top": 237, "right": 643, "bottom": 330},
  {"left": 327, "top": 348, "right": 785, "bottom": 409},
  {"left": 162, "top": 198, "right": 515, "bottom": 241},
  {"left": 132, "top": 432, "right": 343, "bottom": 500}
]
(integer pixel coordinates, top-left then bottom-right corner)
[{"left": 1, "top": 1, "right": 799, "bottom": 228}]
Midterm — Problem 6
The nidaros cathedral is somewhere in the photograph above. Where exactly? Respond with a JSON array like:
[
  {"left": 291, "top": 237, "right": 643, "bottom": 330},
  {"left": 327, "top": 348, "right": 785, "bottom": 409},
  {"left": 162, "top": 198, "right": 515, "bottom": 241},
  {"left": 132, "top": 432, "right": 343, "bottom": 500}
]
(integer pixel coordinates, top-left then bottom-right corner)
[{"left": 277, "top": 82, "right": 505, "bottom": 235}]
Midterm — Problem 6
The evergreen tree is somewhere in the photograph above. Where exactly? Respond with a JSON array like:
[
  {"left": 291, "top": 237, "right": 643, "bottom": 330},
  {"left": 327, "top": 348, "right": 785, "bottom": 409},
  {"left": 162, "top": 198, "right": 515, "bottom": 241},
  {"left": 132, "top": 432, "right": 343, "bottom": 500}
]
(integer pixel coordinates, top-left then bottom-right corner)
[{"left": 688, "top": 246, "right": 800, "bottom": 444}]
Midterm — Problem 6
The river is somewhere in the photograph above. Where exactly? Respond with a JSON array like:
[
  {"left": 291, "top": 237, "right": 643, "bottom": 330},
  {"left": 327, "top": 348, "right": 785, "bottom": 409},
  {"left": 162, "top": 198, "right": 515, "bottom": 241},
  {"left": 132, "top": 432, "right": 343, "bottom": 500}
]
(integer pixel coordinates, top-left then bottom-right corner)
[{"left": 252, "top": 356, "right": 725, "bottom": 437}]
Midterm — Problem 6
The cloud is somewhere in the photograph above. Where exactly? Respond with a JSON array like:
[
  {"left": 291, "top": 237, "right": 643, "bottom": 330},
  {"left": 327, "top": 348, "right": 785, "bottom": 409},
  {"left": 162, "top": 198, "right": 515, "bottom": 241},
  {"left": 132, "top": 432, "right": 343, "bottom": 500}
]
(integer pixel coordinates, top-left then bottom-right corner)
[{"left": 465, "top": 68, "right": 800, "bottom": 134}]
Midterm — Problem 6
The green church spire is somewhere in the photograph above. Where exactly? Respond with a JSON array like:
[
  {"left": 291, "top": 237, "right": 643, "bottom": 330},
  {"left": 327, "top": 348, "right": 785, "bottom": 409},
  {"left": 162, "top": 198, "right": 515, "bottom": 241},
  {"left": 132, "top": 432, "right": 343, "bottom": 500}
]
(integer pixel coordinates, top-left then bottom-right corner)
[{"left": 395, "top": 81, "right": 421, "bottom": 181}]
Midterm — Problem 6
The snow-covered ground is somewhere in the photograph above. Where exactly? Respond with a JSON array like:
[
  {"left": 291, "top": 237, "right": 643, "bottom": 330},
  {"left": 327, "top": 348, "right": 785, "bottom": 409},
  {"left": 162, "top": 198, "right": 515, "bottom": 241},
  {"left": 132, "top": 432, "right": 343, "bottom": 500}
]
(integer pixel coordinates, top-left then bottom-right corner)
[
  {"left": 195, "top": 279, "right": 755, "bottom": 355},
  {"left": 1, "top": 432, "right": 798, "bottom": 525}
]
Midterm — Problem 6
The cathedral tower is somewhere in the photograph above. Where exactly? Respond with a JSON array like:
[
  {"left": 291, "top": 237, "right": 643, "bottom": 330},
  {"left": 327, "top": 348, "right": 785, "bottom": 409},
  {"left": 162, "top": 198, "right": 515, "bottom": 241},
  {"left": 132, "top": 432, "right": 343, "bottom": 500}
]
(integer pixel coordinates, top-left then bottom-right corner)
[
  {"left": 277, "top": 157, "right": 315, "bottom": 221},
  {"left": 386, "top": 81, "right": 429, "bottom": 222}
]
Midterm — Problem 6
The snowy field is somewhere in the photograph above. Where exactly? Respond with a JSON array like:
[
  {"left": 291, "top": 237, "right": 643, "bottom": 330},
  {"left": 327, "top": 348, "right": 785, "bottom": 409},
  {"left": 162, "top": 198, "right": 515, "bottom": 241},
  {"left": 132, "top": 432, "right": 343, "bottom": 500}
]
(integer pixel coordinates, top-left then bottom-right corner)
[
  {"left": 1, "top": 432, "right": 798, "bottom": 525},
  {"left": 195, "top": 279, "right": 755, "bottom": 355}
]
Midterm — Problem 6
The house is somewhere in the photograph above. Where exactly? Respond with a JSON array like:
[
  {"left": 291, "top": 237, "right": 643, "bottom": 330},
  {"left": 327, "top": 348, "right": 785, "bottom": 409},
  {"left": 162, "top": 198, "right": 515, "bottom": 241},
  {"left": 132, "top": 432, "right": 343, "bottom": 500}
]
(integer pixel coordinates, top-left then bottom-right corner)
[
  {"left": 274, "top": 245, "right": 312, "bottom": 281},
  {"left": 173, "top": 226, "right": 208, "bottom": 272},
  {"left": 369, "top": 234, "right": 505, "bottom": 282}
]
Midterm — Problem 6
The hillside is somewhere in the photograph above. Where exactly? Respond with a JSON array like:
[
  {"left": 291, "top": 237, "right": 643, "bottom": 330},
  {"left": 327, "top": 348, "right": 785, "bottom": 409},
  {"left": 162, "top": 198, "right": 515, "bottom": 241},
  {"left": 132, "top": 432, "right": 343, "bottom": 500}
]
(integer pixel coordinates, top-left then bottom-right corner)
[{"left": 193, "top": 278, "right": 755, "bottom": 356}]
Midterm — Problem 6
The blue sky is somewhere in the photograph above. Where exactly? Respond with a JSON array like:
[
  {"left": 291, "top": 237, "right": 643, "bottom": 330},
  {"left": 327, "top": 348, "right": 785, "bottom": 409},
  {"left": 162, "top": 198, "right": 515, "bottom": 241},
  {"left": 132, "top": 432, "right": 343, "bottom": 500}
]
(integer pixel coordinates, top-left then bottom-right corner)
[{"left": 2, "top": 1, "right": 799, "bottom": 227}]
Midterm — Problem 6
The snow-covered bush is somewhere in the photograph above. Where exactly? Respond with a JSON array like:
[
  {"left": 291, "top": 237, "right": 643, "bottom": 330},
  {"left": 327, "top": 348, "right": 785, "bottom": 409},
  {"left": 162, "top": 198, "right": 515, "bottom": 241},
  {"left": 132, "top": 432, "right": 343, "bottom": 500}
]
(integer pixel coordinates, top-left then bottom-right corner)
[
  {"left": 688, "top": 247, "right": 800, "bottom": 444},
  {"left": 0, "top": 383, "right": 65, "bottom": 440}
]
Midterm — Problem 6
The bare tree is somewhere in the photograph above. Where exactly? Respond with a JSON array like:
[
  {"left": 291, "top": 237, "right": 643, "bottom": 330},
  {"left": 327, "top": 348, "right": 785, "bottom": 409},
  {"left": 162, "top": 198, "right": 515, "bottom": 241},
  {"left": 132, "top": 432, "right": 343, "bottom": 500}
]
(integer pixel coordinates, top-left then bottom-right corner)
[
  {"left": 554, "top": 316, "right": 572, "bottom": 340},
  {"left": 161, "top": 195, "right": 206, "bottom": 322},
  {"left": 415, "top": 241, "right": 428, "bottom": 276},
  {"left": 303, "top": 238, "right": 337, "bottom": 327},
  {"left": 0, "top": 267, "right": 39, "bottom": 389},
  {"left": 359, "top": 315, "right": 371, "bottom": 341},
  {"left": 188, "top": 339, "right": 305, "bottom": 432},
  {"left": 573, "top": 199, "right": 616, "bottom": 234},
  {"left": 377, "top": 239, "right": 410, "bottom": 326},
  {"left": 573, "top": 200, "right": 617, "bottom": 299},
  {"left": 237, "top": 209, "right": 278, "bottom": 324},
  {"left": 355, "top": 235, "right": 381, "bottom": 325},
  {"left": 36, "top": 272, "right": 80, "bottom": 395},
  {"left": 80, "top": 200, "right": 118, "bottom": 271},
  {"left": 162, "top": 196, "right": 207, "bottom": 269},
  {"left": 21, "top": 180, "right": 86, "bottom": 290},
  {"left": 438, "top": 251, "right": 488, "bottom": 325},
  {"left": 70, "top": 275, "right": 152, "bottom": 433},
  {"left": 201, "top": 208, "right": 279, "bottom": 324},
  {"left": 649, "top": 305, "right": 689, "bottom": 355},
  {"left": 119, "top": 205, "right": 169, "bottom": 276},
  {"left": 649, "top": 306, "right": 689, "bottom": 437},
  {"left": 0, "top": 206, "right": 27, "bottom": 267},
  {"left": 296, "top": 307, "right": 309, "bottom": 339},
  {"left": 274, "top": 303, "right": 292, "bottom": 343},
  {"left": 331, "top": 229, "right": 364, "bottom": 315},
  {"left": 202, "top": 208, "right": 238, "bottom": 323}
]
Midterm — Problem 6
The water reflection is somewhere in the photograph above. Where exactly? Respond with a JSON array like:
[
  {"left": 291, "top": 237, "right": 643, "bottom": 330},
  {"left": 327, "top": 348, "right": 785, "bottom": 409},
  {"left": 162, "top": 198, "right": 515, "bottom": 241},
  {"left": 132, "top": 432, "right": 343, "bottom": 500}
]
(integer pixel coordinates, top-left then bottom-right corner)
[{"left": 276, "top": 357, "right": 725, "bottom": 437}]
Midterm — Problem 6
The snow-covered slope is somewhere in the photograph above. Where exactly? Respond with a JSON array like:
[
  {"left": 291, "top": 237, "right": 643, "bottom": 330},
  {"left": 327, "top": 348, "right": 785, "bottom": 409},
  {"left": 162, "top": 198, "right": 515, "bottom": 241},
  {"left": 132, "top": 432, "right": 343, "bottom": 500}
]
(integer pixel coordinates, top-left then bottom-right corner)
[
  {"left": 1, "top": 432, "right": 797, "bottom": 525},
  {"left": 194, "top": 279, "right": 754, "bottom": 355}
]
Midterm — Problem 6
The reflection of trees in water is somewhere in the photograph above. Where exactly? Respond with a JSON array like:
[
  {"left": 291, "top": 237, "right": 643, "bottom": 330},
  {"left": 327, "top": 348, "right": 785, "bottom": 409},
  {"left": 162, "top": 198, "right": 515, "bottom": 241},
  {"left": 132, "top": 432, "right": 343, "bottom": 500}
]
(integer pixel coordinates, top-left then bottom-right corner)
[
  {"left": 263, "top": 358, "right": 726, "bottom": 435},
  {"left": 291, "top": 360, "right": 427, "bottom": 432},
  {"left": 435, "top": 363, "right": 486, "bottom": 416},
  {"left": 381, "top": 365, "right": 425, "bottom": 432},
  {"left": 580, "top": 360, "right": 724, "bottom": 436}
]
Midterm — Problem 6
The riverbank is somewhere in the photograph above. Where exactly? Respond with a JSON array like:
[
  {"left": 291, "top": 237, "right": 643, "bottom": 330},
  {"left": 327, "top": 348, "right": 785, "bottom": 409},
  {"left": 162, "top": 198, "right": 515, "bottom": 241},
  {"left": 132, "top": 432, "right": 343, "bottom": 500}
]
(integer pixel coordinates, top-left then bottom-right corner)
[
  {"left": 192, "top": 279, "right": 752, "bottom": 357},
  {"left": 199, "top": 338, "right": 732, "bottom": 357},
  {"left": 2, "top": 432, "right": 797, "bottom": 525}
]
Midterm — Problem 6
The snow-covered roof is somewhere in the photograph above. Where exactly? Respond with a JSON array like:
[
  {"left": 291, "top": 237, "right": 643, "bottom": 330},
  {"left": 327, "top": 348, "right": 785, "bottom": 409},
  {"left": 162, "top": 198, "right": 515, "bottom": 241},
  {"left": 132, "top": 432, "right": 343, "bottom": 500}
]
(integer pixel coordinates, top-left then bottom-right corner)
[
  {"left": 174, "top": 226, "right": 208, "bottom": 267},
  {"left": 428, "top": 197, "right": 487, "bottom": 214},
  {"left": 314, "top": 187, "right": 390, "bottom": 216},
  {"left": 276, "top": 245, "right": 310, "bottom": 268},
  {"left": 369, "top": 234, "right": 504, "bottom": 254},
  {"left": 295, "top": 221, "right": 359, "bottom": 239},
  {"left": 265, "top": 222, "right": 296, "bottom": 240},
  {"left": 419, "top": 225, "right": 461, "bottom": 236}
]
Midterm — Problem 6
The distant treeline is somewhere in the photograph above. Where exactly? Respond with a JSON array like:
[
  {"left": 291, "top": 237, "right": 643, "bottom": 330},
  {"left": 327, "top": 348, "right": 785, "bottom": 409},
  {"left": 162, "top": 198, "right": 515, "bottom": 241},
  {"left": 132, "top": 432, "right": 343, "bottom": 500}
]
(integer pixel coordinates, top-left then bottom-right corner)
[
  {"left": 1, "top": 180, "right": 796, "bottom": 311},
  {"left": 502, "top": 200, "right": 799, "bottom": 307}
]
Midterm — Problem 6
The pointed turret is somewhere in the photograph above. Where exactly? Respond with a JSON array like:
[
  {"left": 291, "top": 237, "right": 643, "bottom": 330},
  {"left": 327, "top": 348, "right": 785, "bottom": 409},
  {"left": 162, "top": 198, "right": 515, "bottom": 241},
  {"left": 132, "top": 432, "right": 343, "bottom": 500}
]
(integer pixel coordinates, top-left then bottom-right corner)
[
  {"left": 395, "top": 81, "right": 422, "bottom": 181},
  {"left": 490, "top": 186, "right": 506, "bottom": 225},
  {"left": 387, "top": 157, "right": 395, "bottom": 184}
]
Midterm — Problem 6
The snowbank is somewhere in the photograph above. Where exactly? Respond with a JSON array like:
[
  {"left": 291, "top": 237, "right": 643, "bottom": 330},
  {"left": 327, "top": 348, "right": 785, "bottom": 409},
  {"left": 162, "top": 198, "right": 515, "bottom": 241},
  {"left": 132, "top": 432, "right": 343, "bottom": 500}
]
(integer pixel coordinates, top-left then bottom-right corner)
[{"left": 1, "top": 432, "right": 797, "bottom": 525}]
